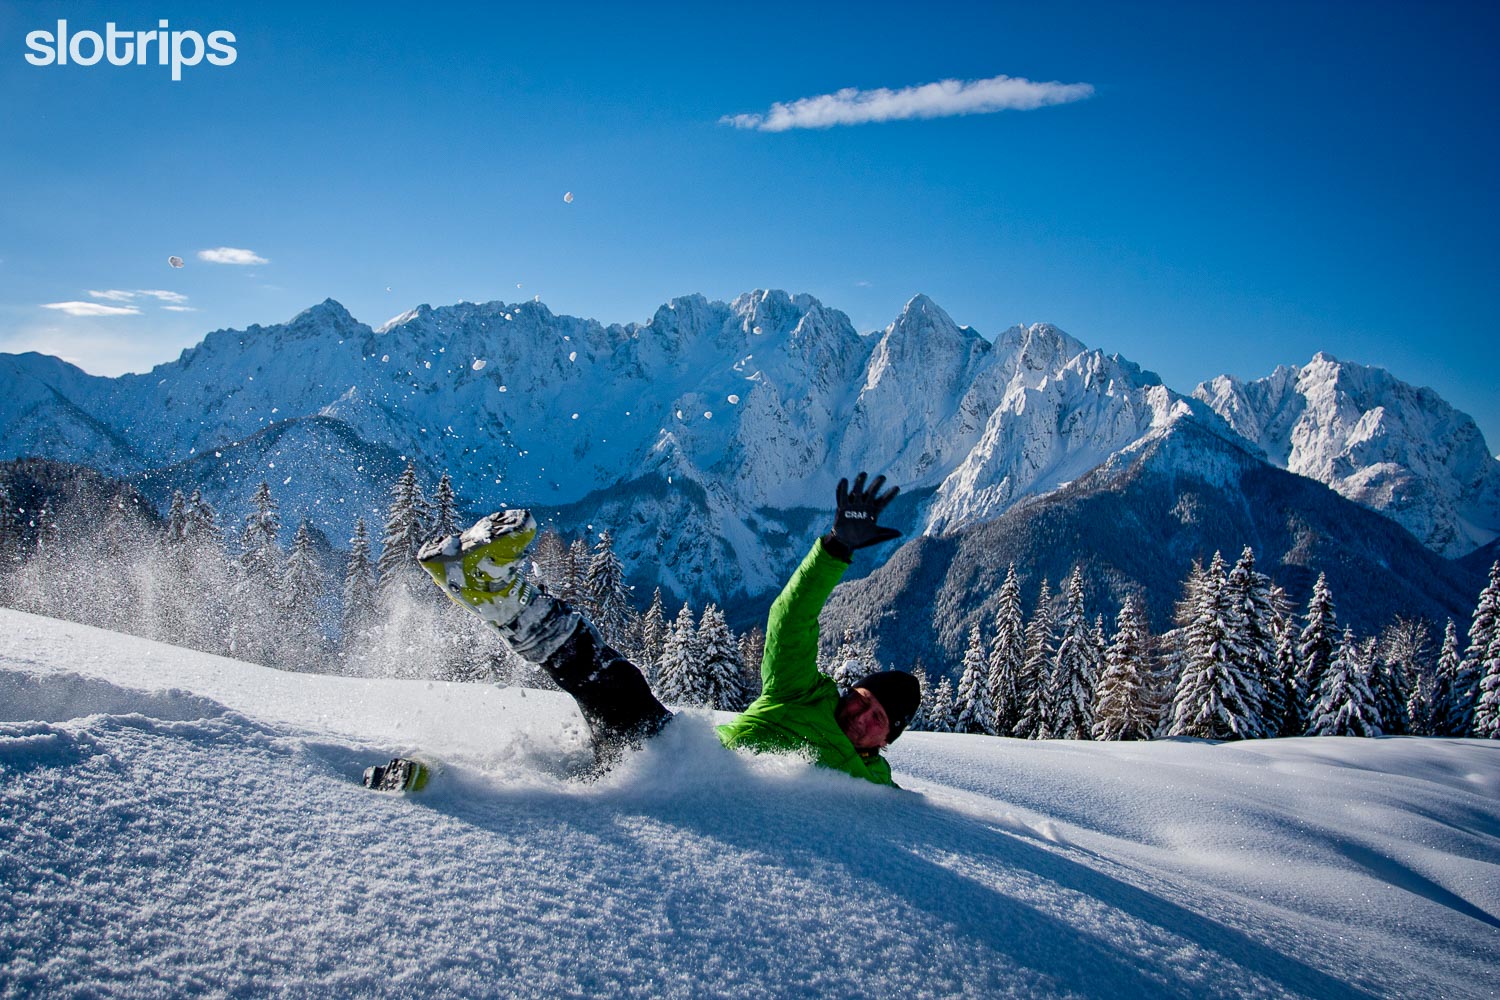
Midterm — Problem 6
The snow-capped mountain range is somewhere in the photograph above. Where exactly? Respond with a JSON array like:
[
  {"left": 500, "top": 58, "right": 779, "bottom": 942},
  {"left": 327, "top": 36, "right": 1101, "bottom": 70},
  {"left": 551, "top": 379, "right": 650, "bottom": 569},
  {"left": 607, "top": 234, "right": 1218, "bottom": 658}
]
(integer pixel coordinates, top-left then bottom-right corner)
[
  {"left": 2, "top": 291, "right": 1495, "bottom": 610},
  {"left": 1194, "top": 355, "right": 1500, "bottom": 558}
]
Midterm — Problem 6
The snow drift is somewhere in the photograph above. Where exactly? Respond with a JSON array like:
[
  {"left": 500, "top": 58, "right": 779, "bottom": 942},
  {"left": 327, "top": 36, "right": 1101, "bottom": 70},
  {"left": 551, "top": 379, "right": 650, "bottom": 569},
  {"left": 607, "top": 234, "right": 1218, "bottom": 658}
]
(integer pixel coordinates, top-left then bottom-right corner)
[{"left": 1, "top": 608, "right": 1496, "bottom": 998}]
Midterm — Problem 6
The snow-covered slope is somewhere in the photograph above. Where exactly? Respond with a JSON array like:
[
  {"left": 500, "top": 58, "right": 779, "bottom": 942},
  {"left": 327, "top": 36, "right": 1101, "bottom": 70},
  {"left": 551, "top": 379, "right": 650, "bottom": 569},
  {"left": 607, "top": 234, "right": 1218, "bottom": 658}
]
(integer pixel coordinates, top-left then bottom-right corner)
[
  {"left": 3, "top": 608, "right": 1497, "bottom": 998},
  {"left": 1195, "top": 353, "right": 1500, "bottom": 557}
]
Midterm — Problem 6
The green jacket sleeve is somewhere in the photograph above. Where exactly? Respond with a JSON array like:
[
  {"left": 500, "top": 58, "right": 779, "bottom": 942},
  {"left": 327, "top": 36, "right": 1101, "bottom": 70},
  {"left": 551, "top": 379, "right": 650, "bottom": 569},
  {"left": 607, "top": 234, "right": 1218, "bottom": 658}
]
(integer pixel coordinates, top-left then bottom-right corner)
[{"left": 759, "top": 538, "right": 849, "bottom": 702}]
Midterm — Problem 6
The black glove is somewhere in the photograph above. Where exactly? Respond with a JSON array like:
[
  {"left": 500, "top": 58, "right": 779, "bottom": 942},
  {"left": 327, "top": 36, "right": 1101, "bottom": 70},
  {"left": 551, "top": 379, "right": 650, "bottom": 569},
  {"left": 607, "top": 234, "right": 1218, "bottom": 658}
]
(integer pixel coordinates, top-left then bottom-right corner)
[{"left": 826, "top": 472, "right": 901, "bottom": 559}]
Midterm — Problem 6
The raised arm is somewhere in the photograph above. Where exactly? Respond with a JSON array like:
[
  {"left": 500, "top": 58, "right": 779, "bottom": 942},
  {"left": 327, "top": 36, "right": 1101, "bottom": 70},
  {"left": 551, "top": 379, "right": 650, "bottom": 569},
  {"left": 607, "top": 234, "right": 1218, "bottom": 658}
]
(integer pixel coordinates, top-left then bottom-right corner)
[{"left": 759, "top": 473, "right": 901, "bottom": 701}]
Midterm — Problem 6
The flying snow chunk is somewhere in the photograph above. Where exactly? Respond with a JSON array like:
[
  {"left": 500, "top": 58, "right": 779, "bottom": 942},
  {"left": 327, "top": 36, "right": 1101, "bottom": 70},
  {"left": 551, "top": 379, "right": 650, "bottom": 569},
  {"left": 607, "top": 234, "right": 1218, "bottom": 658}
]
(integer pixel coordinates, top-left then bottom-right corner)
[
  {"left": 752, "top": 325, "right": 762, "bottom": 335},
  {"left": 568, "top": 351, "right": 577, "bottom": 363},
  {"left": 167, "top": 256, "right": 185, "bottom": 268},
  {"left": 534, "top": 294, "right": 540, "bottom": 303},
  {"left": 499, "top": 385, "right": 507, "bottom": 392},
  {"left": 563, "top": 191, "right": 574, "bottom": 203},
  {"left": 704, "top": 411, "right": 713, "bottom": 420},
  {"left": 472, "top": 359, "right": 487, "bottom": 371},
  {"left": 728, "top": 394, "right": 740, "bottom": 404},
  {"left": 381, "top": 354, "right": 390, "bottom": 363},
  {"left": 571, "top": 413, "right": 579, "bottom": 420}
]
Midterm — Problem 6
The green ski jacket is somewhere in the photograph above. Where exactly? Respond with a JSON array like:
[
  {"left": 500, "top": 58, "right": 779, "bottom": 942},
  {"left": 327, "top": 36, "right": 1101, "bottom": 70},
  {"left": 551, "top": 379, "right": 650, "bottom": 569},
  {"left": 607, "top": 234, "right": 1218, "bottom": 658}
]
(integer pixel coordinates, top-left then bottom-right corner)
[{"left": 716, "top": 539, "right": 896, "bottom": 786}]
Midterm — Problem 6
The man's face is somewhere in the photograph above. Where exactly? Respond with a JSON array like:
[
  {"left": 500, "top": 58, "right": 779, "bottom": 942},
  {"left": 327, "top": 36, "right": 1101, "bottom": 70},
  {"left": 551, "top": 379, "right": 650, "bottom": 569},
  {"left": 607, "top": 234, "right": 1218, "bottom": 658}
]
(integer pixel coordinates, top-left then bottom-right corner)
[{"left": 836, "top": 686, "right": 890, "bottom": 752}]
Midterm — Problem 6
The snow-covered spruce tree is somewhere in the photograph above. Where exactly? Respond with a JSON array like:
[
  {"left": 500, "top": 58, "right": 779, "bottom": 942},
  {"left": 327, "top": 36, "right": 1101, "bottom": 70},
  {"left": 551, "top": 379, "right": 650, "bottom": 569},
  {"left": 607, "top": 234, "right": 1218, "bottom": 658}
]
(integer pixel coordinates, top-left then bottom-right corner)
[
  {"left": 1174, "top": 559, "right": 1208, "bottom": 628},
  {"left": 907, "top": 665, "right": 932, "bottom": 731},
  {"left": 986, "top": 565, "right": 1026, "bottom": 737},
  {"left": 186, "top": 490, "right": 221, "bottom": 547},
  {"left": 555, "top": 538, "right": 591, "bottom": 608},
  {"left": 698, "top": 604, "right": 747, "bottom": 711},
  {"left": 1092, "top": 613, "right": 1108, "bottom": 679},
  {"left": 376, "top": 464, "right": 432, "bottom": 605},
  {"left": 1297, "top": 572, "right": 1339, "bottom": 730},
  {"left": 655, "top": 602, "right": 703, "bottom": 705},
  {"left": 226, "top": 482, "right": 285, "bottom": 666},
  {"left": 1386, "top": 618, "right": 1436, "bottom": 736},
  {"left": 1267, "top": 585, "right": 1304, "bottom": 737},
  {"left": 1141, "top": 631, "right": 1181, "bottom": 738},
  {"left": 150, "top": 491, "right": 199, "bottom": 646},
  {"left": 1169, "top": 552, "right": 1265, "bottom": 740},
  {"left": 165, "top": 490, "right": 189, "bottom": 545},
  {"left": 737, "top": 626, "right": 765, "bottom": 703},
  {"left": 340, "top": 518, "right": 378, "bottom": 672},
  {"left": 529, "top": 530, "right": 568, "bottom": 589},
  {"left": 0, "top": 480, "right": 20, "bottom": 593},
  {"left": 1094, "top": 594, "right": 1153, "bottom": 740},
  {"left": 1474, "top": 631, "right": 1500, "bottom": 739},
  {"left": 239, "top": 482, "right": 283, "bottom": 589},
  {"left": 638, "top": 587, "right": 668, "bottom": 686},
  {"left": 1226, "top": 547, "right": 1276, "bottom": 735},
  {"left": 927, "top": 675, "right": 959, "bottom": 734},
  {"left": 1044, "top": 567, "right": 1098, "bottom": 740},
  {"left": 585, "top": 531, "right": 633, "bottom": 652},
  {"left": 1374, "top": 616, "right": 1427, "bottom": 735},
  {"left": 175, "top": 490, "right": 232, "bottom": 655},
  {"left": 824, "top": 627, "right": 873, "bottom": 694},
  {"left": 1430, "top": 619, "right": 1466, "bottom": 736},
  {"left": 430, "top": 472, "right": 459, "bottom": 540},
  {"left": 1161, "top": 559, "right": 1208, "bottom": 726},
  {"left": 96, "top": 495, "right": 152, "bottom": 634},
  {"left": 1457, "top": 561, "right": 1500, "bottom": 736},
  {"left": 0, "top": 479, "right": 16, "bottom": 548},
  {"left": 954, "top": 622, "right": 993, "bottom": 735},
  {"left": 1308, "top": 628, "right": 1382, "bottom": 737},
  {"left": 1014, "top": 579, "right": 1056, "bottom": 738},
  {"left": 280, "top": 522, "right": 330, "bottom": 671}
]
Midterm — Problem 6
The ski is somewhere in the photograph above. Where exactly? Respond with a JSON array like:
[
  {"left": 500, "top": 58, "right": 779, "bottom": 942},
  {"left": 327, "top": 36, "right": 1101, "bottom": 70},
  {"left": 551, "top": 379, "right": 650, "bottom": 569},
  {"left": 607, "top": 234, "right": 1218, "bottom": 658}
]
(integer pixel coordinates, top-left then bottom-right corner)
[{"left": 361, "top": 756, "right": 430, "bottom": 793}]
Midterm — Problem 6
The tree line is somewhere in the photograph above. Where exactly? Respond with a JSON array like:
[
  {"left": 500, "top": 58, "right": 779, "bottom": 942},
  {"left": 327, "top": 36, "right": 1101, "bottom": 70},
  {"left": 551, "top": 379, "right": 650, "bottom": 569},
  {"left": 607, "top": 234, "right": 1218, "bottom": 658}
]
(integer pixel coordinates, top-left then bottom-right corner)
[
  {"left": 2, "top": 465, "right": 1498, "bottom": 740},
  {"left": 868, "top": 549, "right": 1500, "bottom": 741},
  {"left": 0, "top": 464, "right": 769, "bottom": 705}
]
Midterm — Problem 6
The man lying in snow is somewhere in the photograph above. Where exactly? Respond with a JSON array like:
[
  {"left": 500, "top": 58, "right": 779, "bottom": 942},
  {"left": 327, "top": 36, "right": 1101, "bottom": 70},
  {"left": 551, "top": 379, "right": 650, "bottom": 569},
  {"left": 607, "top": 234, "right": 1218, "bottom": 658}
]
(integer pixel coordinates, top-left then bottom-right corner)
[{"left": 413, "top": 473, "right": 919, "bottom": 786}]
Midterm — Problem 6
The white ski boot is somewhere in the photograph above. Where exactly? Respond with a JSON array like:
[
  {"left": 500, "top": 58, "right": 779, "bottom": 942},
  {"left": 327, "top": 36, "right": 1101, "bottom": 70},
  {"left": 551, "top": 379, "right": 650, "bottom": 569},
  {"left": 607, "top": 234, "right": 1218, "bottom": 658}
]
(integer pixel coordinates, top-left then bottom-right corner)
[{"left": 418, "top": 509, "right": 539, "bottom": 626}]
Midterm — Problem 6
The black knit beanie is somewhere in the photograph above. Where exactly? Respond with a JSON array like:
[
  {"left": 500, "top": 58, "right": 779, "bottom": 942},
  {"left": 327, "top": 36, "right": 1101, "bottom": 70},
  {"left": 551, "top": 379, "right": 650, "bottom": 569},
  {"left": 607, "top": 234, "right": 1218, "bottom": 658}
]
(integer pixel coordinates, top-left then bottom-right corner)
[{"left": 854, "top": 671, "right": 921, "bottom": 744}]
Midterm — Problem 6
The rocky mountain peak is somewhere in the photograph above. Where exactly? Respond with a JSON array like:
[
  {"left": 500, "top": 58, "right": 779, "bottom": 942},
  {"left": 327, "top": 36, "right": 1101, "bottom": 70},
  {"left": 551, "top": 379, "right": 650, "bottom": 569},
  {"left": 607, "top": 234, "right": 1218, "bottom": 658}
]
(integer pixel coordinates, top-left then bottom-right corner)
[
  {"left": 289, "top": 298, "right": 361, "bottom": 334},
  {"left": 375, "top": 303, "right": 432, "bottom": 334}
]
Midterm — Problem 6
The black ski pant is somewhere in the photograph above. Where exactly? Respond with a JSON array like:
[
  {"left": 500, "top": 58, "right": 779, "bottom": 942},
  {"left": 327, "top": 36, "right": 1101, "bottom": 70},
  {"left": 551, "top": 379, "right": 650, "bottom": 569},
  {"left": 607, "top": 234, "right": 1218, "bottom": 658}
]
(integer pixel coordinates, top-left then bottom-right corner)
[{"left": 495, "top": 588, "right": 673, "bottom": 772}]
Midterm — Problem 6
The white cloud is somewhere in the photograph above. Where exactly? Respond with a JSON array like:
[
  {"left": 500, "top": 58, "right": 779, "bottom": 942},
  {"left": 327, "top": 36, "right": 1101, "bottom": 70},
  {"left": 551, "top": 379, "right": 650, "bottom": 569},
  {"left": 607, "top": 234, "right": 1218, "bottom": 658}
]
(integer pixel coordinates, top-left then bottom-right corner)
[
  {"left": 136, "top": 289, "right": 189, "bottom": 304},
  {"left": 87, "top": 289, "right": 190, "bottom": 305},
  {"left": 161, "top": 305, "right": 198, "bottom": 312},
  {"left": 198, "top": 247, "right": 269, "bottom": 265},
  {"left": 41, "top": 301, "right": 141, "bottom": 317},
  {"left": 722, "top": 73, "right": 1094, "bottom": 131}
]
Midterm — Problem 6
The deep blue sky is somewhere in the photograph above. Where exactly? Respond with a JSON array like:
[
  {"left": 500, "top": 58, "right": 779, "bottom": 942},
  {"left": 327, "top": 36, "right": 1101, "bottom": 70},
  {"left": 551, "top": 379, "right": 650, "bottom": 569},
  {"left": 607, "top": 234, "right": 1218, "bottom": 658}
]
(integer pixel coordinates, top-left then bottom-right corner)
[{"left": 2, "top": 1, "right": 1496, "bottom": 448}]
